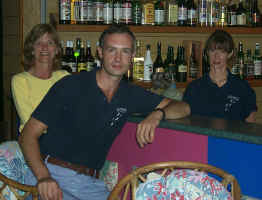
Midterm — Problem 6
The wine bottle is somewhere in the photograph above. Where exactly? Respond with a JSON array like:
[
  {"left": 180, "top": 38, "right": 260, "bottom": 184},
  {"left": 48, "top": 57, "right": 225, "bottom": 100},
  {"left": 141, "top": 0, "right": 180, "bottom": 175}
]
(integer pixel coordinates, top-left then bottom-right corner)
[
  {"left": 144, "top": 44, "right": 153, "bottom": 81},
  {"left": 132, "top": 0, "right": 142, "bottom": 25},
  {"left": 133, "top": 40, "right": 144, "bottom": 81},
  {"left": 59, "top": 0, "right": 71, "bottom": 24},
  {"left": 244, "top": 49, "right": 254, "bottom": 80},
  {"left": 153, "top": 42, "right": 164, "bottom": 73},
  {"left": 154, "top": 0, "right": 165, "bottom": 26},
  {"left": 251, "top": 0, "right": 261, "bottom": 27},
  {"left": 103, "top": 0, "right": 113, "bottom": 24},
  {"left": 114, "top": 0, "right": 122, "bottom": 24},
  {"left": 227, "top": 0, "right": 237, "bottom": 27},
  {"left": 121, "top": 0, "right": 132, "bottom": 24},
  {"left": 166, "top": 0, "right": 178, "bottom": 25},
  {"left": 236, "top": 0, "right": 247, "bottom": 26},
  {"left": 86, "top": 40, "right": 94, "bottom": 72},
  {"left": 198, "top": 0, "right": 207, "bottom": 27},
  {"left": 142, "top": 0, "right": 155, "bottom": 25},
  {"left": 254, "top": 43, "right": 262, "bottom": 79},
  {"left": 237, "top": 42, "right": 245, "bottom": 79},
  {"left": 176, "top": 46, "right": 187, "bottom": 82},
  {"left": 94, "top": 0, "right": 104, "bottom": 24},
  {"left": 189, "top": 44, "right": 198, "bottom": 79},
  {"left": 187, "top": 0, "right": 197, "bottom": 26},
  {"left": 177, "top": 0, "right": 187, "bottom": 26},
  {"left": 78, "top": 42, "right": 87, "bottom": 72}
]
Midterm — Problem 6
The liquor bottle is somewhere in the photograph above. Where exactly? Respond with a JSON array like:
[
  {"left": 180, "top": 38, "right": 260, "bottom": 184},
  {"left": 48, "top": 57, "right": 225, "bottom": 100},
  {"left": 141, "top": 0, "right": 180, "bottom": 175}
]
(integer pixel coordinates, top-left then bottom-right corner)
[
  {"left": 114, "top": 0, "right": 122, "bottom": 24},
  {"left": 245, "top": 0, "right": 252, "bottom": 26},
  {"left": 218, "top": 0, "right": 227, "bottom": 27},
  {"left": 231, "top": 48, "right": 240, "bottom": 76},
  {"left": 87, "top": 0, "right": 95, "bottom": 24},
  {"left": 61, "top": 40, "right": 72, "bottom": 73},
  {"left": 207, "top": 0, "right": 219, "bottom": 27},
  {"left": 94, "top": 41, "right": 101, "bottom": 69},
  {"left": 71, "top": 0, "right": 77, "bottom": 24},
  {"left": 78, "top": 42, "right": 87, "bottom": 72},
  {"left": 202, "top": 49, "right": 210, "bottom": 75},
  {"left": 103, "top": 0, "right": 113, "bottom": 24},
  {"left": 67, "top": 40, "right": 77, "bottom": 72},
  {"left": 254, "top": 43, "right": 262, "bottom": 79},
  {"left": 165, "top": 46, "right": 176, "bottom": 81},
  {"left": 177, "top": 0, "right": 187, "bottom": 26},
  {"left": 94, "top": 0, "right": 104, "bottom": 24},
  {"left": 187, "top": 0, "right": 197, "bottom": 26},
  {"left": 79, "top": 0, "right": 88, "bottom": 24},
  {"left": 198, "top": 0, "right": 208, "bottom": 27},
  {"left": 59, "top": 0, "right": 71, "bottom": 24},
  {"left": 144, "top": 44, "right": 153, "bottom": 82},
  {"left": 133, "top": 40, "right": 144, "bottom": 81},
  {"left": 189, "top": 44, "right": 199, "bottom": 79},
  {"left": 132, "top": 0, "right": 142, "bottom": 25},
  {"left": 142, "top": 0, "right": 155, "bottom": 25},
  {"left": 73, "top": 0, "right": 81, "bottom": 24},
  {"left": 176, "top": 46, "right": 187, "bottom": 82},
  {"left": 166, "top": 0, "right": 178, "bottom": 25},
  {"left": 237, "top": 42, "right": 245, "bottom": 79},
  {"left": 244, "top": 49, "right": 254, "bottom": 80},
  {"left": 154, "top": 0, "right": 165, "bottom": 26},
  {"left": 121, "top": 0, "right": 132, "bottom": 24},
  {"left": 153, "top": 42, "right": 164, "bottom": 73},
  {"left": 86, "top": 40, "right": 95, "bottom": 72},
  {"left": 227, "top": 0, "right": 237, "bottom": 27},
  {"left": 236, "top": 0, "right": 247, "bottom": 26},
  {"left": 251, "top": 0, "right": 261, "bottom": 27}
]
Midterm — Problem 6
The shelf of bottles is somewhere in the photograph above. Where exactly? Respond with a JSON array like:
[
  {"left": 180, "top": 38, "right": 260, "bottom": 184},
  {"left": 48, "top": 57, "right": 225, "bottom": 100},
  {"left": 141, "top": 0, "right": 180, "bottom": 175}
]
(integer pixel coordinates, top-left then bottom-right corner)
[{"left": 58, "top": 0, "right": 262, "bottom": 88}]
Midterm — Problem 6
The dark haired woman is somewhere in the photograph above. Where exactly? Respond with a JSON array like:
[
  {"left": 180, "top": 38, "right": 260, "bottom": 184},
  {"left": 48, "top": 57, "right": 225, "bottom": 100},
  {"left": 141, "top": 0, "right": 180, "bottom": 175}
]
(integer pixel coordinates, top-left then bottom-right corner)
[{"left": 183, "top": 30, "right": 257, "bottom": 122}]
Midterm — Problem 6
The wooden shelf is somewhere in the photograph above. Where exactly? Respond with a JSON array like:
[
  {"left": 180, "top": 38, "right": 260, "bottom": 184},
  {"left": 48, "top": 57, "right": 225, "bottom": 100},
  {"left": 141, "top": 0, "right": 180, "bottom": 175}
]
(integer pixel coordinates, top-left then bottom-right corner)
[{"left": 56, "top": 24, "right": 262, "bottom": 34}]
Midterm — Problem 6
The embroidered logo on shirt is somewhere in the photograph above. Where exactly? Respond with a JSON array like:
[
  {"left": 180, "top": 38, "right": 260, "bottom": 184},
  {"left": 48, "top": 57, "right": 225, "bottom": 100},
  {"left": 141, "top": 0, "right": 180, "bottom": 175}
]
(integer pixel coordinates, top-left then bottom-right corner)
[
  {"left": 110, "top": 108, "right": 127, "bottom": 126},
  {"left": 225, "top": 95, "right": 240, "bottom": 112}
]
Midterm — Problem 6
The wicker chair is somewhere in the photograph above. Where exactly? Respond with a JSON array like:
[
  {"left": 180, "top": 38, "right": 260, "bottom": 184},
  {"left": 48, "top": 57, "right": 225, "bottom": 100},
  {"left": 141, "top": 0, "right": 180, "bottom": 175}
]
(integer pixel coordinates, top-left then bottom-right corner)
[
  {"left": 108, "top": 161, "right": 242, "bottom": 200},
  {"left": 0, "top": 171, "right": 38, "bottom": 200}
]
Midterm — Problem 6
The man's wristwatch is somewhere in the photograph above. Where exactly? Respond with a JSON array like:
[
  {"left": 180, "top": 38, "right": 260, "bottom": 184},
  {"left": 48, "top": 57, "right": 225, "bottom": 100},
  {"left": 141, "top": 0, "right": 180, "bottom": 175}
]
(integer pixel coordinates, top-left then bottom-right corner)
[{"left": 154, "top": 108, "right": 166, "bottom": 121}]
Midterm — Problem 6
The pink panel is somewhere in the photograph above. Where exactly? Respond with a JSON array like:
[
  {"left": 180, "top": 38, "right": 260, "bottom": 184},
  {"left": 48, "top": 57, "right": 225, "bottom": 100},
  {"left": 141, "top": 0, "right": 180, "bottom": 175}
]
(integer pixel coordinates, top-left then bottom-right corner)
[{"left": 107, "top": 122, "right": 208, "bottom": 180}]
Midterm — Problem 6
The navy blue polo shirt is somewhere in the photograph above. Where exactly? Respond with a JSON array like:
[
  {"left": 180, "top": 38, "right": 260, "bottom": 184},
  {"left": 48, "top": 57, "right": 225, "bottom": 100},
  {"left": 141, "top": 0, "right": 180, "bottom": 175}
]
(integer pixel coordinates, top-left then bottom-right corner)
[
  {"left": 183, "top": 72, "right": 257, "bottom": 121},
  {"left": 32, "top": 70, "right": 163, "bottom": 170}
]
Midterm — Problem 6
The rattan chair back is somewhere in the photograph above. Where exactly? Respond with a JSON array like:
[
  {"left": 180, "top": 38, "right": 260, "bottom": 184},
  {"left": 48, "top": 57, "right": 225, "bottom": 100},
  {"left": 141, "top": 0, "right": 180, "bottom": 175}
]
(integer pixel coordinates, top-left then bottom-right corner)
[
  {"left": 108, "top": 161, "right": 241, "bottom": 200},
  {"left": 0, "top": 171, "right": 38, "bottom": 200}
]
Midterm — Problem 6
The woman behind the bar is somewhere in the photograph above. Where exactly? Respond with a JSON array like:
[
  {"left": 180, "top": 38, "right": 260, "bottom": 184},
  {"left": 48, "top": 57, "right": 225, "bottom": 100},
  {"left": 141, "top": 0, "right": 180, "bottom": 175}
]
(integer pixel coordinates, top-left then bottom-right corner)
[
  {"left": 183, "top": 29, "right": 257, "bottom": 123},
  {"left": 11, "top": 24, "right": 70, "bottom": 134}
]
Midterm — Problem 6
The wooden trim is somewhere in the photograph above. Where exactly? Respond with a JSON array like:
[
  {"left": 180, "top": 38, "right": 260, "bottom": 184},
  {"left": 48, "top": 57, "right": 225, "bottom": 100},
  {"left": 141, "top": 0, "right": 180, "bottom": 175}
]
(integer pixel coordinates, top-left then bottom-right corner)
[{"left": 56, "top": 24, "right": 262, "bottom": 34}]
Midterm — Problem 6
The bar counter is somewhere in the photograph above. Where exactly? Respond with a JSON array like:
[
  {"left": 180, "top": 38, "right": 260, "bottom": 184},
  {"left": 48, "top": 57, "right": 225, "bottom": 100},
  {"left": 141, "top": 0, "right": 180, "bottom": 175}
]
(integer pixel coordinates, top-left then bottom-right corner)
[{"left": 107, "top": 115, "right": 262, "bottom": 199}]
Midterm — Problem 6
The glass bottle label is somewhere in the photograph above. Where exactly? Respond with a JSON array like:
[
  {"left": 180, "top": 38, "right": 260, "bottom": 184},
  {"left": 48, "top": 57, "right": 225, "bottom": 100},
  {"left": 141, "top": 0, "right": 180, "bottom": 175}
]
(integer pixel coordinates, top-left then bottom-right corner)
[
  {"left": 143, "top": 3, "right": 155, "bottom": 25},
  {"left": 178, "top": 64, "right": 187, "bottom": 72}
]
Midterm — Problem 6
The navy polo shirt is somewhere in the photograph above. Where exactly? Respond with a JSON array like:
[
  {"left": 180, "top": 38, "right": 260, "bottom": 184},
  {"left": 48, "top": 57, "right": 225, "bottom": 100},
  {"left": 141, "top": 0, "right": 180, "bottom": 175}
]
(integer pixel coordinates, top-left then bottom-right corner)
[
  {"left": 32, "top": 70, "right": 163, "bottom": 170},
  {"left": 183, "top": 72, "right": 257, "bottom": 121}
]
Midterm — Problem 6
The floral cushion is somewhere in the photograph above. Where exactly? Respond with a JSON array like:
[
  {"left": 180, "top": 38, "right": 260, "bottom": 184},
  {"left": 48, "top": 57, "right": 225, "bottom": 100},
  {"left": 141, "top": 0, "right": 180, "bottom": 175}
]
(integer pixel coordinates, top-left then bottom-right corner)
[
  {"left": 99, "top": 160, "right": 118, "bottom": 191},
  {"left": 0, "top": 141, "right": 28, "bottom": 200},
  {"left": 136, "top": 169, "right": 232, "bottom": 200}
]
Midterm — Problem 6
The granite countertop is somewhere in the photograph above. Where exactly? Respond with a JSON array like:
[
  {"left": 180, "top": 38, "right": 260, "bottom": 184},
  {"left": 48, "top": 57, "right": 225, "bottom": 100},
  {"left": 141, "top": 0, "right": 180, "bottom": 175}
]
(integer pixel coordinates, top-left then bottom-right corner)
[{"left": 128, "top": 115, "right": 262, "bottom": 145}]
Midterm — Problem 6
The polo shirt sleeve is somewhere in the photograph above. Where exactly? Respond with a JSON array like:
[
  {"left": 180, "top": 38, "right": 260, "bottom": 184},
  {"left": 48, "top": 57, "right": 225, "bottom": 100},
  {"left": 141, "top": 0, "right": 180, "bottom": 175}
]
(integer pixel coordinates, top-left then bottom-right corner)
[
  {"left": 31, "top": 77, "right": 70, "bottom": 129},
  {"left": 182, "top": 82, "right": 195, "bottom": 107},
  {"left": 126, "top": 85, "right": 164, "bottom": 114}
]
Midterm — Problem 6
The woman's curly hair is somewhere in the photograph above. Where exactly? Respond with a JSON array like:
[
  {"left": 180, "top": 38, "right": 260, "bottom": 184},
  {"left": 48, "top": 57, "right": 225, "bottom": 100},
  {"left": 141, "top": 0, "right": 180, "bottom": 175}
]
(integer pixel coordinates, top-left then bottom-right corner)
[{"left": 23, "top": 24, "right": 61, "bottom": 71}]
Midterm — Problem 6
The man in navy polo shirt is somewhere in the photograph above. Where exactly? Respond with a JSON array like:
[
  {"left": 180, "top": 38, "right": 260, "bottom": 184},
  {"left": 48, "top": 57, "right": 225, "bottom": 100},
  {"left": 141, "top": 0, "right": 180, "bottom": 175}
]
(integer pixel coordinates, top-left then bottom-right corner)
[{"left": 19, "top": 24, "right": 190, "bottom": 200}]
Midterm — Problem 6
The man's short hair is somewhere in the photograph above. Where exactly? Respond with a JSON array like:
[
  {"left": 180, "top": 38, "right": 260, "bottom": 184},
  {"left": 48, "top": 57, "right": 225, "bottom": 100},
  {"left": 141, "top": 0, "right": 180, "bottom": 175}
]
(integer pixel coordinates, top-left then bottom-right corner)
[{"left": 99, "top": 24, "right": 136, "bottom": 52}]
